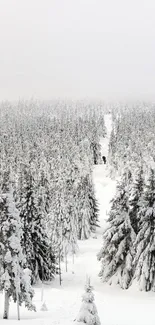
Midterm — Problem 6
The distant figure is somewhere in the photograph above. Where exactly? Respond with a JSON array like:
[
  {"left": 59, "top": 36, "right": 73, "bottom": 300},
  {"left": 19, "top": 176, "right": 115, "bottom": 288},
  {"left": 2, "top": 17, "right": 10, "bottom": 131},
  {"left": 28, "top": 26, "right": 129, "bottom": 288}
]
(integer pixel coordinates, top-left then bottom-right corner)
[{"left": 102, "top": 156, "right": 106, "bottom": 164}]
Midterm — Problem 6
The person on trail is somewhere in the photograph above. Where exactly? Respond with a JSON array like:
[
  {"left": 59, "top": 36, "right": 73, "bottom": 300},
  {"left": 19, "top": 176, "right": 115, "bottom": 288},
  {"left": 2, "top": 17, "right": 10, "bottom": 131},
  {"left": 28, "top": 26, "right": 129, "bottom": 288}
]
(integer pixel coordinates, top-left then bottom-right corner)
[{"left": 102, "top": 156, "right": 106, "bottom": 164}]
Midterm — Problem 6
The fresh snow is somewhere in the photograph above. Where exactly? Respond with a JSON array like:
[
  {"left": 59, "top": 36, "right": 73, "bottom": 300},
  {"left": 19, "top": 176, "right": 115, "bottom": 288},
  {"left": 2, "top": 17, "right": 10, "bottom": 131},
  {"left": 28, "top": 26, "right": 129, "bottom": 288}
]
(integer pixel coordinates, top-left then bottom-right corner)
[{"left": 1, "top": 114, "right": 155, "bottom": 324}]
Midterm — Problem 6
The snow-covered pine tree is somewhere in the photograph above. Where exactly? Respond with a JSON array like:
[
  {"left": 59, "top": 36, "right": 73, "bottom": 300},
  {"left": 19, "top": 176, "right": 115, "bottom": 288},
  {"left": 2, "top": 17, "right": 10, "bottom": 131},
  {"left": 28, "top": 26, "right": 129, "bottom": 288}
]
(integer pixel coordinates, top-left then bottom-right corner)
[
  {"left": 50, "top": 168, "right": 78, "bottom": 274},
  {"left": 128, "top": 166, "right": 144, "bottom": 234},
  {"left": 38, "top": 161, "right": 51, "bottom": 220},
  {"left": 97, "top": 170, "right": 136, "bottom": 289},
  {"left": 0, "top": 184, "right": 35, "bottom": 319},
  {"left": 108, "top": 126, "right": 118, "bottom": 174},
  {"left": 62, "top": 199, "right": 78, "bottom": 270},
  {"left": 49, "top": 182, "right": 67, "bottom": 284},
  {"left": 133, "top": 168, "right": 155, "bottom": 291},
  {"left": 49, "top": 181, "right": 65, "bottom": 251},
  {"left": 90, "top": 140, "right": 101, "bottom": 165},
  {"left": 19, "top": 166, "right": 55, "bottom": 284},
  {"left": 77, "top": 176, "right": 92, "bottom": 240},
  {"left": 77, "top": 174, "right": 99, "bottom": 240},
  {"left": 76, "top": 277, "right": 101, "bottom": 325},
  {"left": 62, "top": 165, "right": 79, "bottom": 268},
  {"left": 88, "top": 177, "right": 99, "bottom": 234}
]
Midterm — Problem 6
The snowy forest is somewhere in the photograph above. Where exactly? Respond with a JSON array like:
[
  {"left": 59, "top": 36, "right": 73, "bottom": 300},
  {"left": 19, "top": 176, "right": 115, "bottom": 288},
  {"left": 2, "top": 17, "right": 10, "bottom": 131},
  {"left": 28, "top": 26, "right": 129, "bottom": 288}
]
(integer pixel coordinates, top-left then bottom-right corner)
[
  {"left": 98, "top": 103, "right": 155, "bottom": 292},
  {"left": 0, "top": 99, "right": 106, "bottom": 320},
  {"left": 1, "top": 100, "right": 155, "bottom": 324}
]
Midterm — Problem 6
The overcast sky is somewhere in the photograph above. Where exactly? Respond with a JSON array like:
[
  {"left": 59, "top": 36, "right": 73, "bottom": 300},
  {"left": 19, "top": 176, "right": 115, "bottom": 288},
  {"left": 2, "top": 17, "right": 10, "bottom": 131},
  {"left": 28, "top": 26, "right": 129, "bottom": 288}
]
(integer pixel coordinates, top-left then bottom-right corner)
[{"left": 0, "top": 0, "right": 155, "bottom": 101}]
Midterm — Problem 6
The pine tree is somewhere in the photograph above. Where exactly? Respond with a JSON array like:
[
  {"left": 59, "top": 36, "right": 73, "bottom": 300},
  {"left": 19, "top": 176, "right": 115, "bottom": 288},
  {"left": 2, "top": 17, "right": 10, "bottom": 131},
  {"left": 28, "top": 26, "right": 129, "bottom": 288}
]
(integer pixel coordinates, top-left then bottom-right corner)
[
  {"left": 108, "top": 127, "right": 118, "bottom": 173},
  {"left": 90, "top": 141, "right": 101, "bottom": 165},
  {"left": 128, "top": 166, "right": 144, "bottom": 234},
  {"left": 50, "top": 184, "right": 65, "bottom": 254},
  {"left": 77, "top": 176, "right": 92, "bottom": 240},
  {"left": 88, "top": 177, "right": 99, "bottom": 234},
  {"left": 19, "top": 167, "right": 55, "bottom": 284},
  {"left": 133, "top": 168, "right": 155, "bottom": 291},
  {"left": 62, "top": 167, "right": 79, "bottom": 267},
  {"left": 62, "top": 202, "right": 78, "bottom": 270},
  {"left": 37, "top": 158, "right": 51, "bottom": 221},
  {"left": 77, "top": 175, "right": 99, "bottom": 240},
  {"left": 0, "top": 185, "right": 35, "bottom": 319},
  {"left": 97, "top": 172, "right": 136, "bottom": 289},
  {"left": 76, "top": 277, "right": 101, "bottom": 325}
]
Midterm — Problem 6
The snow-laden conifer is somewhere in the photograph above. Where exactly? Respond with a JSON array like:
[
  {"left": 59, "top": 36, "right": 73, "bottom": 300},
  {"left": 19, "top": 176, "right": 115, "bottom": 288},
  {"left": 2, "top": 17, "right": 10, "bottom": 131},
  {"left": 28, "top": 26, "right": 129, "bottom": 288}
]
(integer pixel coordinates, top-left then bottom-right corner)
[
  {"left": 76, "top": 277, "right": 101, "bottom": 325},
  {"left": 90, "top": 141, "right": 101, "bottom": 165},
  {"left": 128, "top": 166, "right": 144, "bottom": 234},
  {"left": 133, "top": 168, "right": 155, "bottom": 291},
  {"left": 77, "top": 176, "right": 92, "bottom": 240},
  {"left": 0, "top": 184, "right": 35, "bottom": 319},
  {"left": 98, "top": 171, "right": 136, "bottom": 289},
  {"left": 78, "top": 175, "right": 99, "bottom": 240},
  {"left": 88, "top": 178, "right": 99, "bottom": 234},
  {"left": 19, "top": 166, "right": 55, "bottom": 284}
]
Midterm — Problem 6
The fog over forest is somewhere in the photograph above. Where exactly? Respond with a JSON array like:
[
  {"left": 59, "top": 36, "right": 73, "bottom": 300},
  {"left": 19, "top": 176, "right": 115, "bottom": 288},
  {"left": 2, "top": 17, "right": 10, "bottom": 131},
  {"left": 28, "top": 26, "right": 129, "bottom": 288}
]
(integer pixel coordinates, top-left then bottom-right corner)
[{"left": 0, "top": 0, "right": 155, "bottom": 101}]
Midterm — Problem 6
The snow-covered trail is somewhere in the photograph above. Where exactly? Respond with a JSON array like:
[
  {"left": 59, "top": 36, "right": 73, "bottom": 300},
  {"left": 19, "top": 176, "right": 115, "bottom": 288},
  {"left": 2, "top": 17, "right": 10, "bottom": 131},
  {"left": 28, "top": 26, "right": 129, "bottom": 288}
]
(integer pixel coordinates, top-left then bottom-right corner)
[
  {"left": 57, "top": 114, "right": 116, "bottom": 289},
  {"left": 94, "top": 114, "right": 116, "bottom": 231},
  {"left": 1, "top": 114, "right": 155, "bottom": 325}
]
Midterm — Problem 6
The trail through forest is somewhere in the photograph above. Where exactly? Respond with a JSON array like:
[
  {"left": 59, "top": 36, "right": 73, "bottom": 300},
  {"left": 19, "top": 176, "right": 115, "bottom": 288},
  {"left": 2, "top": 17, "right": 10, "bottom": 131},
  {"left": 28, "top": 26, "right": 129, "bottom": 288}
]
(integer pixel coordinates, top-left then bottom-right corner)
[{"left": 1, "top": 114, "right": 155, "bottom": 325}]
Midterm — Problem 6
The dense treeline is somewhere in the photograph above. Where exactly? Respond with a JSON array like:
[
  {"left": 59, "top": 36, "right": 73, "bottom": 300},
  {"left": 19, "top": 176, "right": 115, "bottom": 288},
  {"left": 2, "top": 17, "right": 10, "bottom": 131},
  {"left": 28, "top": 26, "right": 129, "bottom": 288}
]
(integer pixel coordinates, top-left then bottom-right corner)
[
  {"left": 0, "top": 99, "right": 106, "bottom": 312},
  {"left": 98, "top": 103, "right": 155, "bottom": 291},
  {"left": 108, "top": 103, "right": 155, "bottom": 175}
]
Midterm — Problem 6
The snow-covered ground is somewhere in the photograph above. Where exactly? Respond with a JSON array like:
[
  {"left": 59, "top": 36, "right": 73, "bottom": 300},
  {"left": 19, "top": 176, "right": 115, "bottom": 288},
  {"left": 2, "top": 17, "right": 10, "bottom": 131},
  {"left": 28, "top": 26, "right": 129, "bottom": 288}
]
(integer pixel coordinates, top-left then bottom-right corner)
[{"left": 1, "top": 114, "right": 155, "bottom": 324}]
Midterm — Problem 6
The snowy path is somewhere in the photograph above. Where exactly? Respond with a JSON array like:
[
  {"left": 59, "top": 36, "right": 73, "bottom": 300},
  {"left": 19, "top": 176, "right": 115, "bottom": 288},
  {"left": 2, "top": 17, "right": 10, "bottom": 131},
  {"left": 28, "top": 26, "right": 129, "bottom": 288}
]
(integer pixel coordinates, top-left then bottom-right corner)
[{"left": 1, "top": 115, "right": 155, "bottom": 325}]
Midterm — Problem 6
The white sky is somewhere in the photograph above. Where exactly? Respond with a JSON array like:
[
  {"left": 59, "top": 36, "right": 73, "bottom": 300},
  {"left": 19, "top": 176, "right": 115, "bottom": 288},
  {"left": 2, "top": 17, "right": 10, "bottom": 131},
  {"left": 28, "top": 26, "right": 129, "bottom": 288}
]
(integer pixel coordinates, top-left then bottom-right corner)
[{"left": 0, "top": 0, "right": 155, "bottom": 101}]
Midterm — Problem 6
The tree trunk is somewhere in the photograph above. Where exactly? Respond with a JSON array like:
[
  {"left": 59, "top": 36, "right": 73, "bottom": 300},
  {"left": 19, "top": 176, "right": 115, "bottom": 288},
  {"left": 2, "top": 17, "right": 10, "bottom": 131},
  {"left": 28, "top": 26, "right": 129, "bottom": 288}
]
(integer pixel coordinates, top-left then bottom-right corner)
[
  {"left": 16, "top": 282, "right": 20, "bottom": 321},
  {"left": 65, "top": 251, "right": 68, "bottom": 272},
  {"left": 72, "top": 253, "right": 75, "bottom": 274},
  {"left": 41, "top": 264, "right": 44, "bottom": 302},
  {"left": 58, "top": 249, "right": 62, "bottom": 286},
  {"left": 3, "top": 291, "right": 10, "bottom": 319},
  {"left": 16, "top": 291, "right": 20, "bottom": 321}
]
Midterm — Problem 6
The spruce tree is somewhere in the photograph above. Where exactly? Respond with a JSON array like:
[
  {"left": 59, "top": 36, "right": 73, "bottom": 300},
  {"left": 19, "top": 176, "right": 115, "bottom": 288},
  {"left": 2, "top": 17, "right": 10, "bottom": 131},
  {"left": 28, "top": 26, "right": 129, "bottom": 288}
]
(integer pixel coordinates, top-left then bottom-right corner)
[
  {"left": 77, "top": 176, "right": 91, "bottom": 240},
  {"left": 134, "top": 168, "right": 155, "bottom": 291},
  {"left": 62, "top": 168, "right": 79, "bottom": 263},
  {"left": 77, "top": 175, "right": 99, "bottom": 240},
  {"left": 50, "top": 186, "right": 65, "bottom": 256},
  {"left": 76, "top": 277, "right": 101, "bottom": 325},
  {"left": 90, "top": 141, "right": 101, "bottom": 165},
  {"left": 62, "top": 202, "right": 78, "bottom": 267},
  {"left": 108, "top": 127, "right": 118, "bottom": 173},
  {"left": 98, "top": 172, "right": 136, "bottom": 289},
  {"left": 0, "top": 185, "right": 35, "bottom": 319},
  {"left": 19, "top": 167, "right": 55, "bottom": 284},
  {"left": 88, "top": 177, "right": 99, "bottom": 234},
  {"left": 128, "top": 166, "right": 144, "bottom": 234},
  {"left": 37, "top": 157, "right": 52, "bottom": 223}
]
